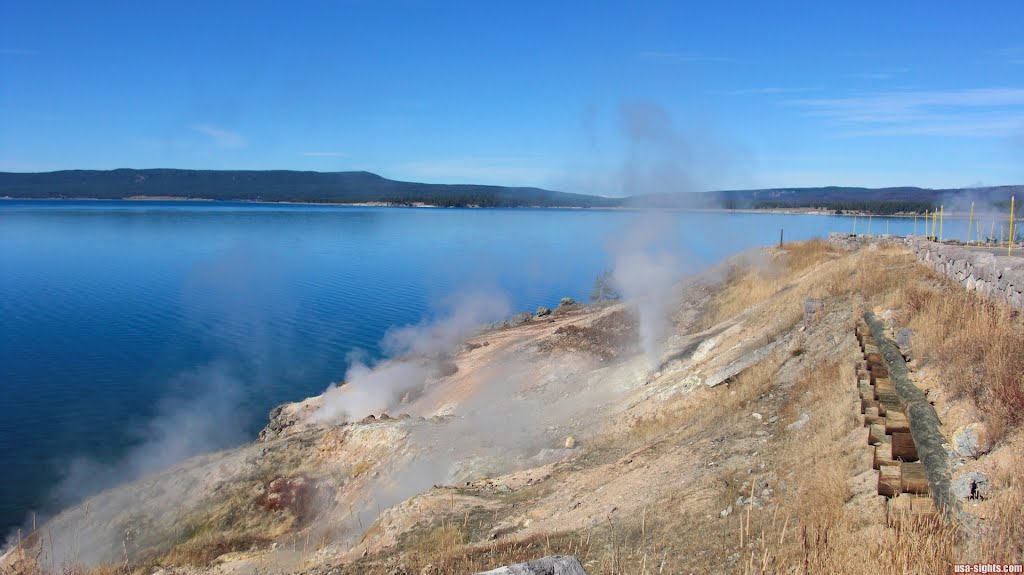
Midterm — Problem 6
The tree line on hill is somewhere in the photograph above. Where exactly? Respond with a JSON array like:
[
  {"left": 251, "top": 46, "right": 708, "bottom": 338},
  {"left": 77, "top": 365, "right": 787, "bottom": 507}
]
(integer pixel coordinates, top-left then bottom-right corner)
[{"left": 1, "top": 169, "right": 1021, "bottom": 214}]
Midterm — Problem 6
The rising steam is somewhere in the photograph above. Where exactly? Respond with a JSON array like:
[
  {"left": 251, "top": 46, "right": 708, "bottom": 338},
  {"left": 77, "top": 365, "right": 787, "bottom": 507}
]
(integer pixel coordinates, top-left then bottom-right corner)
[{"left": 313, "top": 290, "right": 511, "bottom": 423}]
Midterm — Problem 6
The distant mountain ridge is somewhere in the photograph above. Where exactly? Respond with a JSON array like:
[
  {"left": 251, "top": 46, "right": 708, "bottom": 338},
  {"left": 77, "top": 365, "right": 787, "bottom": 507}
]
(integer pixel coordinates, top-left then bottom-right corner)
[
  {"left": 2, "top": 169, "right": 1022, "bottom": 213},
  {"left": 0, "top": 169, "right": 618, "bottom": 208}
]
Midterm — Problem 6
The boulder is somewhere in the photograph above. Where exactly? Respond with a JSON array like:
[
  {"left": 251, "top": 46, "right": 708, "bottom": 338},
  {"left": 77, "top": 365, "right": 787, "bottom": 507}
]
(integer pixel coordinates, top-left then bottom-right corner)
[
  {"left": 803, "top": 298, "right": 824, "bottom": 323},
  {"left": 952, "top": 470, "right": 990, "bottom": 500},
  {"left": 952, "top": 423, "right": 992, "bottom": 458},
  {"left": 895, "top": 327, "right": 912, "bottom": 352},
  {"left": 502, "top": 312, "right": 533, "bottom": 328}
]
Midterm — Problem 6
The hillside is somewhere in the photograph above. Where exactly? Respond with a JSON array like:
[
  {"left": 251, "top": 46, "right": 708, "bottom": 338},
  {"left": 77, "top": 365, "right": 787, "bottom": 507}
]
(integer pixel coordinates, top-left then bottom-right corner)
[
  {"left": 0, "top": 170, "right": 619, "bottom": 208},
  {"left": 3, "top": 170, "right": 1023, "bottom": 213},
  {"left": 3, "top": 239, "right": 1021, "bottom": 574}
]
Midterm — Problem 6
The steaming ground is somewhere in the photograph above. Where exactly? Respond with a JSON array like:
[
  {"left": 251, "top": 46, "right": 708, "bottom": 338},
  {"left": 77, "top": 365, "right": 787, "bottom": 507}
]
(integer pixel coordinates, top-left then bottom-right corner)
[{"left": 0, "top": 250, "right": 732, "bottom": 571}]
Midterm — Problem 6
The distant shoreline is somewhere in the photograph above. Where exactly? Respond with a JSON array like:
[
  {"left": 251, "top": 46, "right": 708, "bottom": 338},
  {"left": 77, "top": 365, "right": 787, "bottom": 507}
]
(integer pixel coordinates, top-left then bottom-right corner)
[{"left": 0, "top": 196, "right": 995, "bottom": 219}]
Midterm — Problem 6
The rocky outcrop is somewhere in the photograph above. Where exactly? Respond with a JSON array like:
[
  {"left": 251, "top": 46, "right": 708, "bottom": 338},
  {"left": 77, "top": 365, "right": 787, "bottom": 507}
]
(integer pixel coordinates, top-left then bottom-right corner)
[
  {"left": 952, "top": 423, "right": 992, "bottom": 459},
  {"left": 476, "top": 556, "right": 589, "bottom": 575}
]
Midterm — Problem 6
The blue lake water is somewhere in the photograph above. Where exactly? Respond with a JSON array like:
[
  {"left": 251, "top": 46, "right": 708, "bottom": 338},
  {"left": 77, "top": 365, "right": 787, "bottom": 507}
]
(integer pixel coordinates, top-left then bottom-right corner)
[{"left": 0, "top": 201, "right": 928, "bottom": 535}]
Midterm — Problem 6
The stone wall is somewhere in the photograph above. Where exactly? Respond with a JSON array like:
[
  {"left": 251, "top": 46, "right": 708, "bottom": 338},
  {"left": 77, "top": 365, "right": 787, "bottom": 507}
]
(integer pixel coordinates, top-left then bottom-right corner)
[{"left": 827, "top": 233, "right": 1024, "bottom": 310}]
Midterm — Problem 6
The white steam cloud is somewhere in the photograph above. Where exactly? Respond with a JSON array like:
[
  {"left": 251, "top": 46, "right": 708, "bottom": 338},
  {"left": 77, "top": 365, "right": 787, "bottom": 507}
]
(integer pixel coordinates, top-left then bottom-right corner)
[
  {"left": 313, "top": 291, "right": 511, "bottom": 423},
  {"left": 608, "top": 212, "right": 683, "bottom": 369}
]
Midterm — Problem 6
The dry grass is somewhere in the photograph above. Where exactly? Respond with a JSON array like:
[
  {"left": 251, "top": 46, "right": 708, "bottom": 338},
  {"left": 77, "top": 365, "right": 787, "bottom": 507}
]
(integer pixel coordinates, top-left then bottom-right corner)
[
  {"left": 704, "top": 239, "right": 839, "bottom": 328},
  {"left": 900, "top": 283, "right": 1024, "bottom": 439}
]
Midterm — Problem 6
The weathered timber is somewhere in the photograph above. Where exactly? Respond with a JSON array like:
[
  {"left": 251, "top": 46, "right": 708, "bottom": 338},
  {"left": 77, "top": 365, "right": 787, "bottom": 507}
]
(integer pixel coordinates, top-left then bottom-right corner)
[
  {"left": 879, "top": 465, "right": 902, "bottom": 497},
  {"left": 861, "top": 397, "right": 878, "bottom": 414},
  {"left": 864, "top": 406, "right": 881, "bottom": 426},
  {"left": 476, "top": 556, "right": 589, "bottom": 575},
  {"left": 901, "top": 462, "right": 929, "bottom": 495},
  {"left": 888, "top": 494, "right": 937, "bottom": 523},
  {"left": 874, "top": 443, "right": 897, "bottom": 469},
  {"left": 869, "top": 423, "right": 889, "bottom": 446},
  {"left": 892, "top": 432, "right": 919, "bottom": 461},
  {"left": 885, "top": 412, "right": 910, "bottom": 434},
  {"left": 864, "top": 311, "right": 957, "bottom": 517}
]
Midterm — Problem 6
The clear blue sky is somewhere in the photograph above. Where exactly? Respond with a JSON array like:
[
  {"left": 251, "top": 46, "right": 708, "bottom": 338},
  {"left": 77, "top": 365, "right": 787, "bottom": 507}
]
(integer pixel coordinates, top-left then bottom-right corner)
[{"left": 2, "top": 1, "right": 1023, "bottom": 194}]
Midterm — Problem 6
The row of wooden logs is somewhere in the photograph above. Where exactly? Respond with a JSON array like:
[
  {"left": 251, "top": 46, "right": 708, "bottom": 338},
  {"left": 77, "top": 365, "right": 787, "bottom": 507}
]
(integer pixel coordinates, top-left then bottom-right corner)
[{"left": 855, "top": 321, "right": 937, "bottom": 519}]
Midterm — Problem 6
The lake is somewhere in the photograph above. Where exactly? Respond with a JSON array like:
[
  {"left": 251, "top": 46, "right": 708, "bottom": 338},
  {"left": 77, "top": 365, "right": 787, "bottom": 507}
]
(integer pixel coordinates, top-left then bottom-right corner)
[{"left": 0, "top": 201, "right": 923, "bottom": 536}]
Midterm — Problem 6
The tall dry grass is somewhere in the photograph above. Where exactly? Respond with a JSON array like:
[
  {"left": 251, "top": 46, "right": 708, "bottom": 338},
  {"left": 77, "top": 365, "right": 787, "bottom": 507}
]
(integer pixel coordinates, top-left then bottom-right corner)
[{"left": 901, "top": 284, "right": 1024, "bottom": 439}]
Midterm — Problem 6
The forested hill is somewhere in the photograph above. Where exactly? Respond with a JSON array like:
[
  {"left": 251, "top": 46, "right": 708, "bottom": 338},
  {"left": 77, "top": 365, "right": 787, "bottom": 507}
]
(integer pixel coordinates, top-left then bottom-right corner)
[
  {"left": 2, "top": 170, "right": 1022, "bottom": 213},
  {"left": 626, "top": 185, "right": 1024, "bottom": 214},
  {"left": 0, "top": 169, "right": 619, "bottom": 208}
]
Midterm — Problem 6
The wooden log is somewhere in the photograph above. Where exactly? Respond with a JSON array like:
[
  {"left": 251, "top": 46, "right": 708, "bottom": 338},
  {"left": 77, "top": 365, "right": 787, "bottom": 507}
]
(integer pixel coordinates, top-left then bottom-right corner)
[
  {"left": 868, "top": 423, "right": 889, "bottom": 446},
  {"left": 879, "top": 465, "right": 902, "bottom": 497},
  {"left": 908, "top": 495, "right": 936, "bottom": 516},
  {"left": 888, "top": 493, "right": 913, "bottom": 514},
  {"left": 892, "top": 432, "right": 919, "bottom": 461},
  {"left": 864, "top": 406, "right": 881, "bottom": 426},
  {"left": 901, "top": 462, "right": 929, "bottom": 495},
  {"left": 870, "top": 363, "right": 890, "bottom": 379},
  {"left": 476, "top": 556, "right": 590, "bottom": 575},
  {"left": 878, "top": 396, "right": 903, "bottom": 417},
  {"left": 874, "top": 443, "right": 897, "bottom": 469},
  {"left": 887, "top": 494, "right": 937, "bottom": 523},
  {"left": 861, "top": 397, "right": 878, "bottom": 414},
  {"left": 885, "top": 412, "right": 910, "bottom": 434}
]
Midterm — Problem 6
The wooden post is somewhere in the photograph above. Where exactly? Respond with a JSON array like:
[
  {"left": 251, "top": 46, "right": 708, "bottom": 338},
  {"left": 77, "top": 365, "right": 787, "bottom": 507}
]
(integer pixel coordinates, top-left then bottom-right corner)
[
  {"left": 940, "top": 205, "right": 944, "bottom": 241},
  {"left": 779, "top": 228, "right": 783, "bottom": 248},
  {"left": 1009, "top": 196, "right": 1015, "bottom": 256},
  {"left": 968, "top": 202, "right": 974, "bottom": 244}
]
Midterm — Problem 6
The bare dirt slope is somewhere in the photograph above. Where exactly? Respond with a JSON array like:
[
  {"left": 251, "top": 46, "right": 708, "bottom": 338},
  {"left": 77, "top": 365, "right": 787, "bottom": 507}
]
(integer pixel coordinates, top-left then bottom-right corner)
[{"left": 4, "top": 241, "right": 1022, "bottom": 575}]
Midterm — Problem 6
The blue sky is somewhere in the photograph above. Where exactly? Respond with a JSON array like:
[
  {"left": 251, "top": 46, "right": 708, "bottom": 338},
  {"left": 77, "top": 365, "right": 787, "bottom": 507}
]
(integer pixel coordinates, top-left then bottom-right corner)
[{"left": 1, "top": 1, "right": 1023, "bottom": 194}]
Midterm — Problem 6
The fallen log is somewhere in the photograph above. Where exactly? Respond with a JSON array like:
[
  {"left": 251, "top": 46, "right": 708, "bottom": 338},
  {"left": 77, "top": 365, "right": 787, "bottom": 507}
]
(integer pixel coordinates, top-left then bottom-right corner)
[{"left": 864, "top": 312, "right": 957, "bottom": 517}]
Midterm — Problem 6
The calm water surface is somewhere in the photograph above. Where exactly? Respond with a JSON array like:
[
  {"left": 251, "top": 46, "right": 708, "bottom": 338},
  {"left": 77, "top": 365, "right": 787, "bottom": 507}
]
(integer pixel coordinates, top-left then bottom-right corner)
[{"left": 0, "top": 200, "right": 924, "bottom": 535}]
